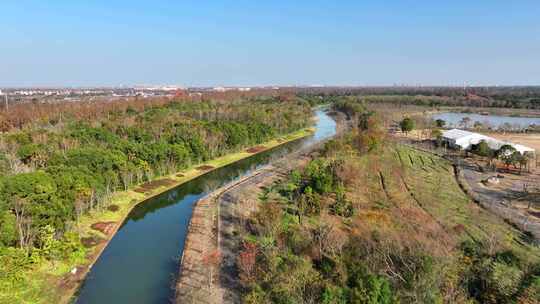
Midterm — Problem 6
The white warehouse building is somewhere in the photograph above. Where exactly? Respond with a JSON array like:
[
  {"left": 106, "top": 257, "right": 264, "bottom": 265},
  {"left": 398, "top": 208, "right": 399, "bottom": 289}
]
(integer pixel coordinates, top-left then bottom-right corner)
[{"left": 441, "top": 129, "right": 535, "bottom": 155}]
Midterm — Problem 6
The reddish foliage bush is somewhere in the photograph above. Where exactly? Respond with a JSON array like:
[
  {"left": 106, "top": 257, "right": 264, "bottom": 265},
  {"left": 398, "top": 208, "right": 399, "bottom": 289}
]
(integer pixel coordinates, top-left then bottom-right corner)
[{"left": 237, "top": 241, "right": 258, "bottom": 285}]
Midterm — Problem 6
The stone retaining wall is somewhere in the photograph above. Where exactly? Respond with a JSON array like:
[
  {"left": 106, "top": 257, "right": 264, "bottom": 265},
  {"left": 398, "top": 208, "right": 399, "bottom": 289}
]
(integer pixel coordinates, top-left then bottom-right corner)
[{"left": 175, "top": 167, "right": 271, "bottom": 303}]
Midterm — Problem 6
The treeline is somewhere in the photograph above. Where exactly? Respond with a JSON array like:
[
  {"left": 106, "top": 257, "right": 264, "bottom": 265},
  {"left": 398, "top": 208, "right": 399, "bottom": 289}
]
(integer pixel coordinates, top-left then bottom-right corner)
[
  {"left": 0, "top": 89, "right": 292, "bottom": 132},
  {"left": 296, "top": 86, "right": 540, "bottom": 109},
  {"left": 297, "top": 85, "right": 540, "bottom": 98},
  {"left": 359, "top": 94, "right": 540, "bottom": 109},
  {"left": 0, "top": 97, "right": 311, "bottom": 261},
  {"left": 0, "top": 96, "right": 172, "bottom": 132},
  {"left": 4, "top": 87, "right": 540, "bottom": 132}
]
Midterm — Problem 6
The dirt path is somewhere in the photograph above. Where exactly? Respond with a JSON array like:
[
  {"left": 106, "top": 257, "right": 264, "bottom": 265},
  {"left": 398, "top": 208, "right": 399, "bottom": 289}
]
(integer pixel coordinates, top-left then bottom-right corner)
[
  {"left": 174, "top": 187, "right": 218, "bottom": 303},
  {"left": 457, "top": 161, "right": 540, "bottom": 242},
  {"left": 175, "top": 167, "right": 266, "bottom": 303},
  {"left": 398, "top": 139, "right": 540, "bottom": 243},
  {"left": 216, "top": 168, "right": 283, "bottom": 303}
]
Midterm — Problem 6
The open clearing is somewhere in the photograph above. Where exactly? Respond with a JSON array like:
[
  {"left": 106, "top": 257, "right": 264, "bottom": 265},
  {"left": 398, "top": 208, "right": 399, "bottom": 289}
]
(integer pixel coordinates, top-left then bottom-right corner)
[{"left": 487, "top": 132, "right": 540, "bottom": 152}]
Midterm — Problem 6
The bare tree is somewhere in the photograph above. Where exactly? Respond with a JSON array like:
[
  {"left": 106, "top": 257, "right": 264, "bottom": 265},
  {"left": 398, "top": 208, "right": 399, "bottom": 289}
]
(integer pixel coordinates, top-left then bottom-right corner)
[{"left": 12, "top": 197, "right": 34, "bottom": 252}]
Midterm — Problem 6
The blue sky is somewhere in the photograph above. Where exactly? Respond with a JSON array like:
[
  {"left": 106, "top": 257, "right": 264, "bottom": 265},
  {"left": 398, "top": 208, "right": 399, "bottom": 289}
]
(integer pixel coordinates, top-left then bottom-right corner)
[{"left": 1, "top": 1, "right": 539, "bottom": 87}]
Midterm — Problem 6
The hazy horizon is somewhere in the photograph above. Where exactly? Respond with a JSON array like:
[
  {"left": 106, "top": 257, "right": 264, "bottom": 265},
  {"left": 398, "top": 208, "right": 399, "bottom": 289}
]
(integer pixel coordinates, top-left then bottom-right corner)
[
  {"left": 3, "top": 84, "right": 540, "bottom": 90},
  {"left": 2, "top": 1, "right": 539, "bottom": 87}
]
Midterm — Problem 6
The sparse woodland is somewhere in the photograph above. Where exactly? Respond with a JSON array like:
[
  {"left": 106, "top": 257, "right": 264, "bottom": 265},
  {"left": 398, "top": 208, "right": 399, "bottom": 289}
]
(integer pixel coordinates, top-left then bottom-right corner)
[{"left": 237, "top": 100, "right": 540, "bottom": 304}]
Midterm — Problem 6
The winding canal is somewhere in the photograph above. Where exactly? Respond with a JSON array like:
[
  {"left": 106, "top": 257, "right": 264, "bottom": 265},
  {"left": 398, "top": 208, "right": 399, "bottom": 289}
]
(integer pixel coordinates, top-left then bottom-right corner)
[{"left": 75, "top": 109, "right": 336, "bottom": 304}]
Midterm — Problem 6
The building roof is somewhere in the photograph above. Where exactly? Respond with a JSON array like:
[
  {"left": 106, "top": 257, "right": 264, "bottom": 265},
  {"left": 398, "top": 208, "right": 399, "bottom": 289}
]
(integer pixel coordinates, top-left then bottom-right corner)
[
  {"left": 441, "top": 129, "right": 477, "bottom": 140},
  {"left": 441, "top": 129, "right": 535, "bottom": 154},
  {"left": 512, "top": 143, "right": 535, "bottom": 153}
]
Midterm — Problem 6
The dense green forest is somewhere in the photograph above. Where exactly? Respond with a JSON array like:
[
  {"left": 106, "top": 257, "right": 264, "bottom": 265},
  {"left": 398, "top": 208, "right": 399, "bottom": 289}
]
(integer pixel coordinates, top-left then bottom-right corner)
[
  {"left": 237, "top": 101, "right": 540, "bottom": 303},
  {"left": 0, "top": 97, "right": 312, "bottom": 293}
]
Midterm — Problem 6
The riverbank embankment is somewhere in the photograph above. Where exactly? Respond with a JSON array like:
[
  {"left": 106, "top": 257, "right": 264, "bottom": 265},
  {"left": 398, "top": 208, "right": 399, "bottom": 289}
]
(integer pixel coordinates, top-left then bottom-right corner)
[
  {"left": 175, "top": 112, "right": 347, "bottom": 304},
  {"left": 175, "top": 150, "right": 317, "bottom": 304}
]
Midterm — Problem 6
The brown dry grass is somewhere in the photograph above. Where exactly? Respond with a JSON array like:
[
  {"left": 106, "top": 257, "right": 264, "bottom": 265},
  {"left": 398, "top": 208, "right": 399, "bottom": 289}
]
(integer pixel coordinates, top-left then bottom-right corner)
[
  {"left": 133, "top": 178, "right": 177, "bottom": 193},
  {"left": 246, "top": 146, "right": 266, "bottom": 153},
  {"left": 196, "top": 165, "right": 216, "bottom": 171},
  {"left": 347, "top": 144, "right": 540, "bottom": 262}
]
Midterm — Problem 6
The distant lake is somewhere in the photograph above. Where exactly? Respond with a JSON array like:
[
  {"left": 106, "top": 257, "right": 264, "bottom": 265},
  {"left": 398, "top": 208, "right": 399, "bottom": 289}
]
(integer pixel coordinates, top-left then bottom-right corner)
[{"left": 432, "top": 112, "right": 540, "bottom": 130}]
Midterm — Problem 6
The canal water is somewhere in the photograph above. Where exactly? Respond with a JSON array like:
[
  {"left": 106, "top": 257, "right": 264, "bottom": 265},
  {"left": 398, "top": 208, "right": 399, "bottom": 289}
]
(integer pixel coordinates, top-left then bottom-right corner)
[{"left": 74, "top": 110, "right": 336, "bottom": 304}]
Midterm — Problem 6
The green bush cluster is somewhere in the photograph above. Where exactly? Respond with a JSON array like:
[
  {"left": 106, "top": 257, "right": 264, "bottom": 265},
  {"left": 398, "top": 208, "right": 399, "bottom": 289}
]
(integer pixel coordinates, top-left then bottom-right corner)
[{"left": 460, "top": 240, "right": 540, "bottom": 303}]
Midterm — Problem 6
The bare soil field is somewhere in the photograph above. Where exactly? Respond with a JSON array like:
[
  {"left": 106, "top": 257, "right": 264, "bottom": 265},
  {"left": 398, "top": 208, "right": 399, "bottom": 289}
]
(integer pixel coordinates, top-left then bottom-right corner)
[
  {"left": 246, "top": 146, "right": 266, "bottom": 153},
  {"left": 133, "top": 178, "right": 177, "bottom": 193},
  {"left": 90, "top": 222, "right": 117, "bottom": 235},
  {"left": 487, "top": 132, "right": 540, "bottom": 152},
  {"left": 196, "top": 165, "right": 216, "bottom": 171}
]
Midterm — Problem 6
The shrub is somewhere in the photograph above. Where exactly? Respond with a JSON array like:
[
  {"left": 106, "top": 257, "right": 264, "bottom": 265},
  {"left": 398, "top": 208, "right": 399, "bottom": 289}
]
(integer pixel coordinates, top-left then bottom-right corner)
[
  {"left": 470, "top": 140, "right": 493, "bottom": 157},
  {"left": 435, "top": 119, "right": 446, "bottom": 128},
  {"left": 0, "top": 211, "right": 17, "bottom": 247},
  {"left": 517, "top": 275, "right": 540, "bottom": 303},
  {"left": 243, "top": 285, "right": 267, "bottom": 304},
  {"left": 399, "top": 117, "right": 415, "bottom": 133},
  {"left": 0, "top": 247, "right": 34, "bottom": 284},
  {"left": 322, "top": 285, "right": 347, "bottom": 304},
  {"left": 348, "top": 263, "right": 398, "bottom": 304},
  {"left": 331, "top": 186, "right": 354, "bottom": 218},
  {"left": 489, "top": 261, "right": 524, "bottom": 300}
]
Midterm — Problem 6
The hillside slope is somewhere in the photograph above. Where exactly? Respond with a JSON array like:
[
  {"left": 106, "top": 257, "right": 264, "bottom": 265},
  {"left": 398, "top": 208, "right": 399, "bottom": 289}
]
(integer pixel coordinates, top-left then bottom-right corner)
[{"left": 235, "top": 135, "right": 540, "bottom": 303}]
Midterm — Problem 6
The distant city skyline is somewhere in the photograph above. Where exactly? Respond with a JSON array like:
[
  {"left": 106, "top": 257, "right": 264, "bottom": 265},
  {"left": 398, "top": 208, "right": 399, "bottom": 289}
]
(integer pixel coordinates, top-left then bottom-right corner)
[{"left": 1, "top": 1, "right": 539, "bottom": 87}]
